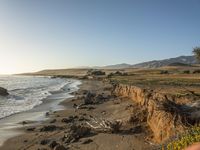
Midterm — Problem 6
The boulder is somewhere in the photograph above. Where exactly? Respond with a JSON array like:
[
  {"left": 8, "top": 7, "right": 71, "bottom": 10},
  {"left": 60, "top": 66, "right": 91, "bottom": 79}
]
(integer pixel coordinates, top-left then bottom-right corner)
[
  {"left": 40, "top": 139, "right": 50, "bottom": 145},
  {"left": 49, "top": 141, "right": 59, "bottom": 148},
  {"left": 0, "top": 87, "right": 9, "bottom": 96},
  {"left": 40, "top": 125, "right": 58, "bottom": 132},
  {"left": 63, "top": 125, "right": 91, "bottom": 143},
  {"left": 84, "top": 92, "right": 96, "bottom": 105}
]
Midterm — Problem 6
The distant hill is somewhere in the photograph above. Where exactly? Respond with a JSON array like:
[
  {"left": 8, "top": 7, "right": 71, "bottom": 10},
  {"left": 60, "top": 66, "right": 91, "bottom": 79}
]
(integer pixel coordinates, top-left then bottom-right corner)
[
  {"left": 94, "top": 56, "right": 196, "bottom": 69},
  {"left": 96, "top": 63, "right": 132, "bottom": 69},
  {"left": 132, "top": 56, "right": 196, "bottom": 68}
]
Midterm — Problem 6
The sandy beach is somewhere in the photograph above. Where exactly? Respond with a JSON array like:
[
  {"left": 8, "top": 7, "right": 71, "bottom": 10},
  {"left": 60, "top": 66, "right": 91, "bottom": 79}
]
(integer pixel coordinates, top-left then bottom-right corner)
[{"left": 0, "top": 79, "right": 156, "bottom": 150}]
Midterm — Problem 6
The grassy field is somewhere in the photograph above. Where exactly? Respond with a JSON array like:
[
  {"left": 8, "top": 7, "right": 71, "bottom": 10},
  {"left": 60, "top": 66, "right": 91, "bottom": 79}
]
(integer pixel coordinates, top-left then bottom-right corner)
[{"left": 109, "top": 66, "right": 200, "bottom": 95}]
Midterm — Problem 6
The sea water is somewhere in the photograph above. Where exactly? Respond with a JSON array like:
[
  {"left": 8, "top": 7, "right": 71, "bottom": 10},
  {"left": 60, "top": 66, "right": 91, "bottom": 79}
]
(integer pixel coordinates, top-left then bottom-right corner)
[{"left": 0, "top": 75, "right": 80, "bottom": 119}]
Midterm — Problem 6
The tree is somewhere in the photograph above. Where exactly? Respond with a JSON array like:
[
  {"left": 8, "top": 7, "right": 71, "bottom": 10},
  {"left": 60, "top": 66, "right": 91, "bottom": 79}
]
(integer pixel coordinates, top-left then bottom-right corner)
[{"left": 193, "top": 47, "right": 200, "bottom": 62}]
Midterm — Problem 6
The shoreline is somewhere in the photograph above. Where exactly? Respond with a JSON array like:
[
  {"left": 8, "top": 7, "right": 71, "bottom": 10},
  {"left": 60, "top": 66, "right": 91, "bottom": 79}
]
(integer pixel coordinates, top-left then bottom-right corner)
[
  {"left": 0, "top": 79, "right": 156, "bottom": 150},
  {"left": 0, "top": 78, "right": 81, "bottom": 148}
]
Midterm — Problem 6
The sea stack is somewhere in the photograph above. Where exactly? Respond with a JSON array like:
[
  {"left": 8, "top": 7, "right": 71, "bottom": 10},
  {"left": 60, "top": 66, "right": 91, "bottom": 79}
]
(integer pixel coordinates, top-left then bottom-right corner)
[{"left": 0, "top": 87, "right": 9, "bottom": 96}]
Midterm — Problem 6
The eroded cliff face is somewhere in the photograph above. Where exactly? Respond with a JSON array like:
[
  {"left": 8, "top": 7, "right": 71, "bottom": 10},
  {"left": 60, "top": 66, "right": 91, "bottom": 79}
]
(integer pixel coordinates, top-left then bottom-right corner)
[{"left": 113, "top": 84, "right": 195, "bottom": 143}]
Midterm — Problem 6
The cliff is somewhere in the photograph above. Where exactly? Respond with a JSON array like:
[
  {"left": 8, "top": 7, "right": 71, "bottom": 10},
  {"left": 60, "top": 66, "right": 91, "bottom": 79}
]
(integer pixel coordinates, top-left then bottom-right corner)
[{"left": 113, "top": 84, "right": 197, "bottom": 143}]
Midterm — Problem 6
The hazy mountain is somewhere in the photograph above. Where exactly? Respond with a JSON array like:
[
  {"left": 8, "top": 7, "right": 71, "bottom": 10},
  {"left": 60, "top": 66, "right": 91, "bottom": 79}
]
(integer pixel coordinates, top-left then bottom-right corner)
[
  {"left": 132, "top": 56, "right": 196, "bottom": 68},
  {"left": 96, "top": 63, "right": 132, "bottom": 69},
  {"left": 96, "top": 56, "right": 196, "bottom": 69}
]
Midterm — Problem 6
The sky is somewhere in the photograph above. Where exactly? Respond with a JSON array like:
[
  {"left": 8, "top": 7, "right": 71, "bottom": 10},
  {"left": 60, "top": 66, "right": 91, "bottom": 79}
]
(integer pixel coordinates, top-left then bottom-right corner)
[{"left": 0, "top": 0, "right": 200, "bottom": 74}]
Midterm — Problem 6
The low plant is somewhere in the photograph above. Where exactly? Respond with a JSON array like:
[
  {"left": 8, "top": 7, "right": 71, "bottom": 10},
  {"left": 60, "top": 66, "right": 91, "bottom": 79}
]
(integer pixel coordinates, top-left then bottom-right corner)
[{"left": 166, "top": 126, "right": 200, "bottom": 150}]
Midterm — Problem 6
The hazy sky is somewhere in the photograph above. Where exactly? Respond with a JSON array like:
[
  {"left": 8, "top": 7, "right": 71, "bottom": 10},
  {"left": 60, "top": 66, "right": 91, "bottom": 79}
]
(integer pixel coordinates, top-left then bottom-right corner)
[{"left": 0, "top": 0, "right": 200, "bottom": 74}]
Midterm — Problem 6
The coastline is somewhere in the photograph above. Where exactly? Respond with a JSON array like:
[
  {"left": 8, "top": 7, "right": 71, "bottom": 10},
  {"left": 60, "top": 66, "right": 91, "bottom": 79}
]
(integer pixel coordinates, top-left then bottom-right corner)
[
  {"left": 0, "top": 78, "right": 81, "bottom": 148},
  {"left": 0, "top": 79, "right": 156, "bottom": 150}
]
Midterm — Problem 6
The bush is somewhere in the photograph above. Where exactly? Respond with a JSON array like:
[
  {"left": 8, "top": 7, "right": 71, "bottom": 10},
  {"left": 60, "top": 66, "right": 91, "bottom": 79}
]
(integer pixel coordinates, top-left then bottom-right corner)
[
  {"left": 87, "top": 69, "right": 106, "bottom": 76},
  {"left": 193, "top": 47, "right": 200, "bottom": 62},
  {"left": 193, "top": 70, "right": 200, "bottom": 74},
  {"left": 182, "top": 70, "right": 190, "bottom": 74},
  {"left": 160, "top": 70, "right": 169, "bottom": 74}
]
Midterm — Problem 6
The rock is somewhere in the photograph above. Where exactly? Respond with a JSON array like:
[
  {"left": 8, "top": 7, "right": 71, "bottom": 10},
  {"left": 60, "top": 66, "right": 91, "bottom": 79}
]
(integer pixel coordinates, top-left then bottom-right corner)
[
  {"left": 40, "top": 139, "right": 50, "bottom": 145},
  {"left": 54, "top": 145, "right": 68, "bottom": 150},
  {"left": 78, "top": 116, "right": 85, "bottom": 121},
  {"left": 84, "top": 92, "right": 96, "bottom": 105},
  {"left": 49, "top": 141, "right": 59, "bottom": 148},
  {"left": 50, "top": 119, "right": 57, "bottom": 123},
  {"left": 40, "top": 125, "right": 57, "bottom": 132},
  {"left": 84, "top": 92, "right": 107, "bottom": 105},
  {"left": 24, "top": 140, "right": 28, "bottom": 143},
  {"left": 62, "top": 116, "right": 78, "bottom": 123},
  {"left": 46, "top": 112, "right": 50, "bottom": 116},
  {"left": 0, "top": 87, "right": 9, "bottom": 96},
  {"left": 63, "top": 125, "right": 91, "bottom": 143},
  {"left": 26, "top": 127, "right": 35, "bottom": 131},
  {"left": 82, "top": 139, "right": 93, "bottom": 144}
]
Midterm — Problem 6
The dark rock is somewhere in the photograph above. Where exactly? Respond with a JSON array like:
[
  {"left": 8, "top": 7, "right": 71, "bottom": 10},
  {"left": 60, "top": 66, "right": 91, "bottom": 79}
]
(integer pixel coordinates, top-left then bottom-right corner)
[
  {"left": 40, "top": 125, "right": 57, "bottom": 132},
  {"left": 40, "top": 139, "right": 50, "bottom": 145},
  {"left": 26, "top": 127, "right": 35, "bottom": 131},
  {"left": 62, "top": 118, "right": 72, "bottom": 124},
  {"left": 46, "top": 112, "right": 50, "bottom": 116},
  {"left": 82, "top": 139, "right": 93, "bottom": 144},
  {"left": 49, "top": 141, "right": 59, "bottom": 148},
  {"left": 22, "top": 121, "right": 28, "bottom": 125},
  {"left": 62, "top": 116, "right": 78, "bottom": 123},
  {"left": 84, "top": 92, "right": 96, "bottom": 105},
  {"left": 24, "top": 140, "right": 28, "bottom": 143},
  {"left": 0, "top": 87, "right": 9, "bottom": 96},
  {"left": 50, "top": 119, "right": 57, "bottom": 123},
  {"left": 78, "top": 116, "right": 85, "bottom": 121},
  {"left": 63, "top": 125, "right": 91, "bottom": 143},
  {"left": 54, "top": 145, "right": 68, "bottom": 150},
  {"left": 130, "top": 125, "right": 143, "bottom": 134},
  {"left": 87, "top": 106, "right": 95, "bottom": 111}
]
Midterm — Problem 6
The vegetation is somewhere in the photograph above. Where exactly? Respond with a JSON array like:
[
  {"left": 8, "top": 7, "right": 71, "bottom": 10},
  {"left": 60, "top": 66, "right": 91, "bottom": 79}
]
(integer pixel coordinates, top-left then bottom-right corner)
[
  {"left": 182, "top": 70, "right": 190, "bottom": 74},
  {"left": 160, "top": 70, "right": 169, "bottom": 74},
  {"left": 166, "top": 126, "right": 200, "bottom": 150},
  {"left": 193, "top": 47, "right": 200, "bottom": 62},
  {"left": 193, "top": 69, "right": 200, "bottom": 74}
]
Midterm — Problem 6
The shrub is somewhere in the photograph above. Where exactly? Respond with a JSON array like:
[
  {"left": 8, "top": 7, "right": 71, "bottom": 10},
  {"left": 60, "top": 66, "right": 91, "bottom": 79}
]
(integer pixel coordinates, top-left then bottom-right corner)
[
  {"left": 182, "top": 70, "right": 190, "bottom": 74},
  {"left": 160, "top": 70, "right": 169, "bottom": 74},
  {"left": 193, "top": 47, "right": 200, "bottom": 62},
  {"left": 193, "top": 70, "right": 200, "bottom": 74}
]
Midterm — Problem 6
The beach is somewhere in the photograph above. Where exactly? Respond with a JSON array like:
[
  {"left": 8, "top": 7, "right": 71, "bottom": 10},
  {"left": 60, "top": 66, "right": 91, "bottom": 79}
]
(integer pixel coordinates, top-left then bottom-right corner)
[{"left": 0, "top": 79, "right": 155, "bottom": 150}]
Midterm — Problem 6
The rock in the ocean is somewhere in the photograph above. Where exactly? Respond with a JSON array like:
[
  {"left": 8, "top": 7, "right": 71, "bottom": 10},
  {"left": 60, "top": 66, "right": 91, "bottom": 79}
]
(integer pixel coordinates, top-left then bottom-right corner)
[{"left": 0, "top": 87, "right": 9, "bottom": 96}]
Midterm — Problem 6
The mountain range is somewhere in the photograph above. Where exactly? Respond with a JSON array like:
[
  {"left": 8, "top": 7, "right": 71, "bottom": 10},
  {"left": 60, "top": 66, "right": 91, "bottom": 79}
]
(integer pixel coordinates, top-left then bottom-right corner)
[{"left": 98, "top": 56, "right": 197, "bottom": 69}]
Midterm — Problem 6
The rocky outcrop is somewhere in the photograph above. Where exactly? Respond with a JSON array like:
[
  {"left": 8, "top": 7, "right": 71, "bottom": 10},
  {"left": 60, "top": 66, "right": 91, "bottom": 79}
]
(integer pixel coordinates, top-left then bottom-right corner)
[
  {"left": 113, "top": 84, "right": 195, "bottom": 143},
  {"left": 0, "top": 87, "right": 9, "bottom": 96}
]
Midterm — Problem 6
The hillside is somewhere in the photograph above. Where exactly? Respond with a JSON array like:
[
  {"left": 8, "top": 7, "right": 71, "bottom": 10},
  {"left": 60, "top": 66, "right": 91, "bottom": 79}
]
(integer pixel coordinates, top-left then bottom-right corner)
[
  {"left": 132, "top": 55, "right": 196, "bottom": 68},
  {"left": 96, "top": 55, "right": 196, "bottom": 69}
]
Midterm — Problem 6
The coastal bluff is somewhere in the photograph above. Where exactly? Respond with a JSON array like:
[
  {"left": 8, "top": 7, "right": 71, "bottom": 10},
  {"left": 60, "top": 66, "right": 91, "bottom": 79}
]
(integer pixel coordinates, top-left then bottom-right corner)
[{"left": 113, "top": 84, "right": 199, "bottom": 143}]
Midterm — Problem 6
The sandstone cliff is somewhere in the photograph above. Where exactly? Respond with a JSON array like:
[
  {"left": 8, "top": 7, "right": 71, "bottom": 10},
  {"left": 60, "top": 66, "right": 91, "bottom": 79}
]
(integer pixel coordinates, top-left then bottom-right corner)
[{"left": 113, "top": 84, "right": 197, "bottom": 143}]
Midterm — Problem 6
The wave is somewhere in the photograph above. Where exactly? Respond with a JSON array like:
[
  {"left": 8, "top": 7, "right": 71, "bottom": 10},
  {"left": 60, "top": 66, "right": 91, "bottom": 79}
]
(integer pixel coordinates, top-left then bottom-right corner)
[{"left": 0, "top": 76, "right": 81, "bottom": 119}]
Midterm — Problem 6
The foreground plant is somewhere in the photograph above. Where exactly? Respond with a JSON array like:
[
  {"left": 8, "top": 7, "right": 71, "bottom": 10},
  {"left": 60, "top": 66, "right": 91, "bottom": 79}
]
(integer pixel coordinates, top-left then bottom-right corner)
[{"left": 166, "top": 126, "right": 200, "bottom": 150}]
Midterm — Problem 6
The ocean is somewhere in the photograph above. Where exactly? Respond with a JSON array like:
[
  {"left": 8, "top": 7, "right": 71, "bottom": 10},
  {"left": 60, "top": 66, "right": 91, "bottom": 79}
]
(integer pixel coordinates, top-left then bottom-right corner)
[{"left": 0, "top": 75, "right": 81, "bottom": 119}]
